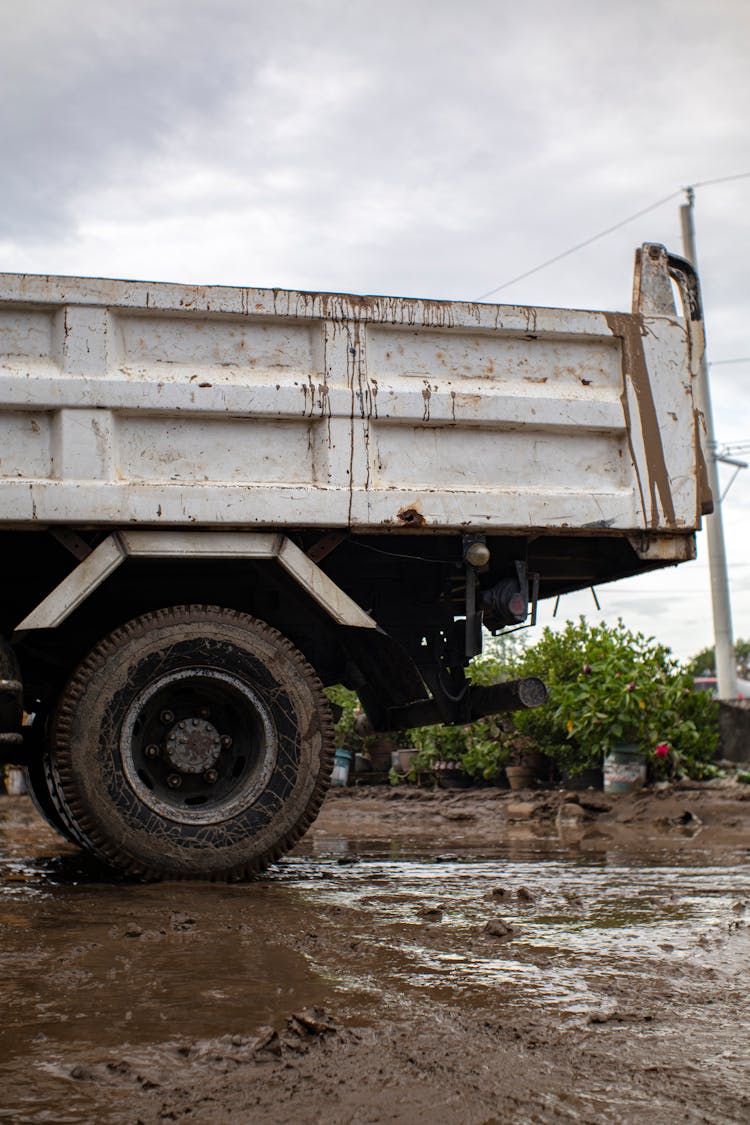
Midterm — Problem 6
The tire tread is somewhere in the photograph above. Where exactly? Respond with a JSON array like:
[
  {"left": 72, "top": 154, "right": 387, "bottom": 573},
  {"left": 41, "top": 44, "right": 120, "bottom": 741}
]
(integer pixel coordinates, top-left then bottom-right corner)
[{"left": 49, "top": 605, "right": 334, "bottom": 881}]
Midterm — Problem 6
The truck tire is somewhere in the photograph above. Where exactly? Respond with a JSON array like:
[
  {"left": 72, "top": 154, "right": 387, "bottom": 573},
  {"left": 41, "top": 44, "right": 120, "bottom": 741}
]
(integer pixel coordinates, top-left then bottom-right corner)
[
  {"left": 24, "top": 739, "right": 82, "bottom": 847},
  {"left": 46, "top": 606, "right": 334, "bottom": 880}
]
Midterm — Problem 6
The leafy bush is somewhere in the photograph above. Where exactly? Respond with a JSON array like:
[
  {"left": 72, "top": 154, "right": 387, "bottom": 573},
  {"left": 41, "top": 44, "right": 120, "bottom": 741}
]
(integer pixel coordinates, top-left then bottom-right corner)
[{"left": 509, "top": 617, "right": 718, "bottom": 777}]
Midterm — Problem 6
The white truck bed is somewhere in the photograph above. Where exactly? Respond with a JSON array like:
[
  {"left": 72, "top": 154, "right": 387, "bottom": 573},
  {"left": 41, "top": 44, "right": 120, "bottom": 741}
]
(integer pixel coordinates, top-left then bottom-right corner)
[{"left": 0, "top": 245, "right": 708, "bottom": 550}]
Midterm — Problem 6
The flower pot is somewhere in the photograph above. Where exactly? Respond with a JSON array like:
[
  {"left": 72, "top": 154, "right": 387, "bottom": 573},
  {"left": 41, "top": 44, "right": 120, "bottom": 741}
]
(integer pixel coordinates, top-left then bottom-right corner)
[
  {"left": 332, "top": 748, "right": 353, "bottom": 786},
  {"left": 4, "top": 766, "right": 27, "bottom": 796},
  {"left": 433, "top": 760, "right": 472, "bottom": 788},
  {"left": 522, "top": 748, "right": 552, "bottom": 783},
  {"left": 505, "top": 764, "right": 536, "bottom": 791},
  {"left": 397, "top": 748, "right": 420, "bottom": 773},
  {"left": 368, "top": 735, "right": 397, "bottom": 772},
  {"left": 604, "top": 744, "right": 646, "bottom": 795}
]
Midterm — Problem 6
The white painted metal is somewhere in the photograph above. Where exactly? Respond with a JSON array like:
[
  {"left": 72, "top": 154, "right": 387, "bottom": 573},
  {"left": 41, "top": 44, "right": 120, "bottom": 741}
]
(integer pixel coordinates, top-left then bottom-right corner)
[
  {"left": 14, "top": 531, "right": 378, "bottom": 632},
  {"left": 14, "top": 535, "right": 127, "bottom": 631},
  {"left": 0, "top": 247, "right": 706, "bottom": 546}
]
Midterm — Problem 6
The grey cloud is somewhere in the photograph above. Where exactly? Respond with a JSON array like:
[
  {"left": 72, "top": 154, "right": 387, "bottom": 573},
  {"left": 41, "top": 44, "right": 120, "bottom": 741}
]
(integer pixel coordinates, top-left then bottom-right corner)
[
  {"left": 5, "top": 0, "right": 749, "bottom": 266},
  {"left": 0, "top": 0, "right": 280, "bottom": 239}
]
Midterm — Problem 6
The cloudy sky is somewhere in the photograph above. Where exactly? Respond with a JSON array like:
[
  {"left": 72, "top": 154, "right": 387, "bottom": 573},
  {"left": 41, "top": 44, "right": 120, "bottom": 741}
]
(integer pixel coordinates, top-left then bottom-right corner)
[{"left": 1, "top": 0, "right": 749, "bottom": 662}]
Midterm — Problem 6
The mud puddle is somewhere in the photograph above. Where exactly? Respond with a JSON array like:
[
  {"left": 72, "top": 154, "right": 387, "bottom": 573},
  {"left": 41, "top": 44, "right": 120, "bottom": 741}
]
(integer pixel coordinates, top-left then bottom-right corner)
[{"left": 2, "top": 796, "right": 749, "bottom": 1124}]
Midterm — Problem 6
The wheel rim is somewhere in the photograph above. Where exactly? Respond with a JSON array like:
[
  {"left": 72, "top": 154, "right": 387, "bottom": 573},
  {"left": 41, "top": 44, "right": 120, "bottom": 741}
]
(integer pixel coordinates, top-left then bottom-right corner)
[{"left": 120, "top": 668, "right": 277, "bottom": 825}]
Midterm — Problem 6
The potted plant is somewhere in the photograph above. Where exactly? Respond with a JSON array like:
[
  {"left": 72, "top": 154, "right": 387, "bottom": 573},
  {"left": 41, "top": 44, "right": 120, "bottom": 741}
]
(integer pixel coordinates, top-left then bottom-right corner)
[
  {"left": 552, "top": 655, "right": 663, "bottom": 791},
  {"left": 544, "top": 621, "right": 718, "bottom": 790},
  {"left": 390, "top": 718, "right": 511, "bottom": 787},
  {"left": 414, "top": 723, "right": 472, "bottom": 787},
  {"left": 504, "top": 732, "right": 543, "bottom": 790},
  {"left": 507, "top": 618, "right": 719, "bottom": 789}
]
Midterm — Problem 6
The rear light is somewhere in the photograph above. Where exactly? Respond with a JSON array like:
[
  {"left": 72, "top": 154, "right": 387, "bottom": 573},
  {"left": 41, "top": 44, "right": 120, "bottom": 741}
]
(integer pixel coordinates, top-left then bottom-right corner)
[{"left": 481, "top": 578, "right": 528, "bottom": 627}]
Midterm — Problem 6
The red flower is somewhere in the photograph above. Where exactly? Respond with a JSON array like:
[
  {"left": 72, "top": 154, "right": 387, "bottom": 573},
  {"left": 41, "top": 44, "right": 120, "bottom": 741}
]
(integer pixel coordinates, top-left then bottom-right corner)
[{"left": 655, "top": 743, "right": 670, "bottom": 759}]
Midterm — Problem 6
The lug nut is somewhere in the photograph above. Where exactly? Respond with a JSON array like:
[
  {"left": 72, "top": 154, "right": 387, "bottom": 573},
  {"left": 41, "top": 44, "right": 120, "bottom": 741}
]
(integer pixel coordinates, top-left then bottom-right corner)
[
  {"left": 145, "top": 744, "right": 161, "bottom": 760},
  {"left": 167, "top": 773, "right": 182, "bottom": 789},
  {"left": 160, "top": 710, "right": 174, "bottom": 724},
  {"left": 220, "top": 735, "right": 233, "bottom": 749},
  {"left": 203, "top": 769, "right": 218, "bottom": 784}
]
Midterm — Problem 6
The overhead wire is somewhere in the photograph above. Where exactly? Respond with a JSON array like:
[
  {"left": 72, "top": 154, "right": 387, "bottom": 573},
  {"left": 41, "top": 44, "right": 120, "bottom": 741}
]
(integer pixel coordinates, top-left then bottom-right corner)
[
  {"left": 476, "top": 170, "right": 750, "bottom": 302},
  {"left": 474, "top": 190, "right": 681, "bottom": 300},
  {"left": 688, "top": 171, "right": 750, "bottom": 189}
]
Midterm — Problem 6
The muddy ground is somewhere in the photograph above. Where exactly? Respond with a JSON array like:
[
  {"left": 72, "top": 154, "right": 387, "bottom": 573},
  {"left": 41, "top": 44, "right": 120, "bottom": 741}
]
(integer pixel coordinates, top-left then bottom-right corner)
[{"left": 1, "top": 781, "right": 749, "bottom": 1124}]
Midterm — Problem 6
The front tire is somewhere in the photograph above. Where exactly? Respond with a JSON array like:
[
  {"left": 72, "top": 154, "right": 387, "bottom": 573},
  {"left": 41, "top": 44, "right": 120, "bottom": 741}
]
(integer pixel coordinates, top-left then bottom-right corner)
[{"left": 47, "top": 606, "right": 334, "bottom": 880}]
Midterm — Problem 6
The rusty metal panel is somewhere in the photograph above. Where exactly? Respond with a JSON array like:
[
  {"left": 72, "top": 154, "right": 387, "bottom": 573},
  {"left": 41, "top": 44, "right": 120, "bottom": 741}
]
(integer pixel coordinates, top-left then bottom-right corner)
[{"left": 0, "top": 245, "right": 706, "bottom": 539}]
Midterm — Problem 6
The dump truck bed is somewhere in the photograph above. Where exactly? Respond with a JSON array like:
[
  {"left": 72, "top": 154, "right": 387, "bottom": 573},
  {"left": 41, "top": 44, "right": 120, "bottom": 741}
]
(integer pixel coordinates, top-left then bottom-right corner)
[{"left": 0, "top": 245, "right": 707, "bottom": 554}]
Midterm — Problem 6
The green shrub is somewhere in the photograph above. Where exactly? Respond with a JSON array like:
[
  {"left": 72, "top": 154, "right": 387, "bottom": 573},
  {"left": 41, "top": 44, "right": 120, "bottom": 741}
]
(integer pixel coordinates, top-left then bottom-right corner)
[
  {"left": 325, "top": 684, "right": 361, "bottom": 750},
  {"left": 509, "top": 617, "right": 718, "bottom": 778}
]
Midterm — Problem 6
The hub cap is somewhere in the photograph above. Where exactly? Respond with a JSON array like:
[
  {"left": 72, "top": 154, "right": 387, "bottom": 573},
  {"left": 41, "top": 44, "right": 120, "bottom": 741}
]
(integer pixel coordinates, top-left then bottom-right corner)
[
  {"left": 165, "top": 718, "right": 221, "bottom": 774},
  {"left": 119, "top": 668, "right": 276, "bottom": 825}
]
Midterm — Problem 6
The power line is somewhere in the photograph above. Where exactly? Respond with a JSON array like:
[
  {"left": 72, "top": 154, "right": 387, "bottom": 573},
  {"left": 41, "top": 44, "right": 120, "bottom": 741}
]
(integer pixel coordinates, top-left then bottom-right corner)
[
  {"left": 710, "top": 357, "right": 750, "bottom": 366},
  {"left": 475, "top": 190, "right": 681, "bottom": 300},
  {"left": 688, "top": 171, "right": 750, "bottom": 189},
  {"left": 476, "top": 170, "right": 750, "bottom": 302}
]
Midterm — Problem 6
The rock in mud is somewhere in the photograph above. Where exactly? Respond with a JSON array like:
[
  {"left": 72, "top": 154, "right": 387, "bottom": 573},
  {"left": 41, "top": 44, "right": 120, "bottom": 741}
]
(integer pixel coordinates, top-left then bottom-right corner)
[
  {"left": 516, "top": 886, "right": 534, "bottom": 903},
  {"left": 578, "top": 794, "right": 612, "bottom": 813},
  {"left": 586, "top": 1005, "right": 620, "bottom": 1025},
  {"left": 556, "top": 802, "right": 591, "bottom": 825},
  {"left": 678, "top": 810, "right": 703, "bottom": 826},
  {"left": 506, "top": 801, "right": 539, "bottom": 821},
  {"left": 70, "top": 1064, "right": 98, "bottom": 1083},
  {"left": 252, "top": 1027, "right": 282, "bottom": 1057},
  {"left": 169, "top": 912, "right": 196, "bottom": 932},
  {"left": 483, "top": 918, "right": 517, "bottom": 940},
  {"left": 288, "top": 1009, "right": 337, "bottom": 1037}
]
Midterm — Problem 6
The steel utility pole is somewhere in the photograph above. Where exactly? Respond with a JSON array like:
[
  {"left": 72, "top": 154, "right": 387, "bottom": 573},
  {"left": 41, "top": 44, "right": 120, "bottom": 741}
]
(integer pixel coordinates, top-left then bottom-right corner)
[{"left": 680, "top": 187, "right": 738, "bottom": 698}]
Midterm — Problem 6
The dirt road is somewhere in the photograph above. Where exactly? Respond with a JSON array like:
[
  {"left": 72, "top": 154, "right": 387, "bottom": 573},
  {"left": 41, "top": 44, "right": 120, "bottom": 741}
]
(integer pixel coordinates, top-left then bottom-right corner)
[{"left": 1, "top": 783, "right": 749, "bottom": 1124}]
